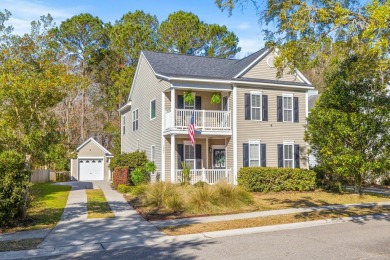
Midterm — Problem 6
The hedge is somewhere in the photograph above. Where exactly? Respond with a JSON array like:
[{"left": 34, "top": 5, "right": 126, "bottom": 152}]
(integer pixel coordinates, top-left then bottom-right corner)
[
  {"left": 113, "top": 167, "right": 129, "bottom": 188},
  {"left": 110, "top": 151, "right": 148, "bottom": 172},
  {"left": 238, "top": 167, "right": 316, "bottom": 192}
]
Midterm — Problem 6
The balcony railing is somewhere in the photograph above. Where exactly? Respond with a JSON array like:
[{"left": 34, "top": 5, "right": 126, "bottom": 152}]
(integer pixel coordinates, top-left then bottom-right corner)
[
  {"left": 176, "top": 169, "right": 231, "bottom": 185},
  {"left": 165, "top": 109, "right": 231, "bottom": 131}
]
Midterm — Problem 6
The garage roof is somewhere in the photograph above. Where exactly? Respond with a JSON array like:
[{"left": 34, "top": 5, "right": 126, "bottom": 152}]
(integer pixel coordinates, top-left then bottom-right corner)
[{"left": 76, "top": 137, "right": 113, "bottom": 157}]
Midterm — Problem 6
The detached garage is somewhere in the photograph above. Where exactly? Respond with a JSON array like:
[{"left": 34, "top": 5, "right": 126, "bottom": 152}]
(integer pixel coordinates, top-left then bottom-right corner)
[{"left": 70, "top": 137, "right": 113, "bottom": 181}]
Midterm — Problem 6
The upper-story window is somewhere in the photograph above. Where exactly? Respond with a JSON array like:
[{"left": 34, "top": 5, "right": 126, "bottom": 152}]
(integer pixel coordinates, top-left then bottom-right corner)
[
  {"left": 150, "top": 99, "right": 156, "bottom": 119},
  {"left": 122, "top": 115, "right": 126, "bottom": 134},
  {"left": 283, "top": 95, "right": 293, "bottom": 122},
  {"left": 251, "top": 93, "right": 262, "bottom": 120},
  {"left": 132, "top": 109, "right": 139, "bottom": 131},
  {"left": 245, "top": 93, "right": 268, "bottom": 121},
  {"left": 277, "top": 95, "right": 299, "bottom": 123}
]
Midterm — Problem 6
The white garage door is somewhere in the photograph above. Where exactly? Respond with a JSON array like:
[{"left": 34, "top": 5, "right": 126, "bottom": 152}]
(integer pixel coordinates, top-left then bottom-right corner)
[{"left": 79, "top": 159, "right": 104, "bottom": 181}]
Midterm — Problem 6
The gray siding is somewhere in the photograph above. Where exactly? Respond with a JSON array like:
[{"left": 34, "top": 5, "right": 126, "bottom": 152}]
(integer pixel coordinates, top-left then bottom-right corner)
[
  {"left": 121, "top": 55, "right": 170, "bottom": 176},
  {"left": 236, "top": 86, "right": 308, "bottom": 170},
  {"left": 243, "top": 52, "right": 303, "bottom": 82}
]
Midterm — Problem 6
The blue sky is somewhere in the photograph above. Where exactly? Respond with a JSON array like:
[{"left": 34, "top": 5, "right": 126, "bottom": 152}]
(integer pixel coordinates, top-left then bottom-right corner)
[{"left": 2, "top": 0, "right": 265, "bottom": 57}]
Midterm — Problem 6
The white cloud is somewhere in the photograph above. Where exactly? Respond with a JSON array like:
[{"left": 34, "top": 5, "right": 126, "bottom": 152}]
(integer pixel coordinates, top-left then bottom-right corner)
[
  {"left": 2, "top": 0, "right": 83, "bottom": 35},
  {"left": 232, "top": 22, "right": 251, "bottom": 30},
  {"left": 237, "top": 38, "right": 265, "bottom": 58}
]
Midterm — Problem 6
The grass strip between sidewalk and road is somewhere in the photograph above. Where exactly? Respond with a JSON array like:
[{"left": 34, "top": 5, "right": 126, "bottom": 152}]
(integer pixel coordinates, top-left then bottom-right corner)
[
  {"left": 0, "top": 238, "right": 43, "bottom": 252},
  {"left": 160, "top": 205, "right": 390, "bottom": 236},
  {"left": 86, "top": 189, "right": 115, "bottom": 218}
]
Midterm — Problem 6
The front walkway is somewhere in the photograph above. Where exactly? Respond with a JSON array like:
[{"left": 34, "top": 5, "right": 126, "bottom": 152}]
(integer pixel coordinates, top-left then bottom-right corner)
[{"left": 38, "top": 181, "right": 164, "bottom": 249}]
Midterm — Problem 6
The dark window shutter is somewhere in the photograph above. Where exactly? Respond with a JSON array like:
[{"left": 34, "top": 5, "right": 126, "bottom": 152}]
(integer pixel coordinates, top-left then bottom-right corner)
[
  {"left": 277, "top": 96, "right": 283, "bottom": 122},
  {"left": 243, "top": 143, "right": 249, "bottom": 167},
  {"left": 195, "top": 144, "right": 202, "bottom": 169},
  {"left": 293, "top": 97, "right": 299, "bottom": 123},
  {"left": 245, "top": 94, "right": 251, "bottom": 120},
  {"left": 177, "top": 95, "right": 184, "bottom": 109},
  {"left": 195, "top": 96, "right": 201, "bottom": 110},
  {"left": 260, "top": 144, "right": 266, "bottom": 167},
  {"left": 177, "top": 144, "right": 184, "bottom": 169},
  {"left": 277, "top": 144, "right": 283, "bottom": 168},
  {"left": 294, "top": 144, "right": 300, "bottom": 168},
  {"left": 262, "top": 95, "right": 268, "bottom": 121}
]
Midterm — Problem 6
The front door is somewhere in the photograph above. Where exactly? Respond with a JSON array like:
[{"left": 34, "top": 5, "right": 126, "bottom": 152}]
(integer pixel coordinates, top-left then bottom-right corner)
[{"left": 213, "top": 149, "right": 226, "bottom": 169}]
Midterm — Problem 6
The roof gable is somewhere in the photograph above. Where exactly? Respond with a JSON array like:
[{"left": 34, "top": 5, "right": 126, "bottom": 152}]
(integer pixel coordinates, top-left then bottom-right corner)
[{"left": 76, "top": 137, "right": 112, "bottom": 157}]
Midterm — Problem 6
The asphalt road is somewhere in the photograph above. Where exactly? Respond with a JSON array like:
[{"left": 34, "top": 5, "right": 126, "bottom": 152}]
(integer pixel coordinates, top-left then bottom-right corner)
[{"left": 36, "top": 217, "right": 390, "bottom": 260}]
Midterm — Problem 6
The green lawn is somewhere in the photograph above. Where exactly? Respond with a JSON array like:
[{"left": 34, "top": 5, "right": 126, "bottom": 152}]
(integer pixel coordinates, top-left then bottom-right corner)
[
  {"left": 86, "top": 189, "right": 115, "bottom": 218},
  {"left": 2, "top": 183, "right": 72, "bottom": 233}
]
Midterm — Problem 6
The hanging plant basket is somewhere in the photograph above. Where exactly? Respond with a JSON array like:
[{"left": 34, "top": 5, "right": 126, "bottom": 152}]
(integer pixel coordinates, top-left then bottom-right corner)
[
  {"left": 184, "top": 90, "right": 194, "bottom": 104},
  {"left": 211, "top": 92, "right": 221, "bottom": 105}
]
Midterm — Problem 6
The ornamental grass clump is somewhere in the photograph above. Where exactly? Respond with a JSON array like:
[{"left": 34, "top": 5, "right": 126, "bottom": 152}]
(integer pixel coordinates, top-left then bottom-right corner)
[{"left": 144, "top": 182, "right": 183, "bottom": 209}]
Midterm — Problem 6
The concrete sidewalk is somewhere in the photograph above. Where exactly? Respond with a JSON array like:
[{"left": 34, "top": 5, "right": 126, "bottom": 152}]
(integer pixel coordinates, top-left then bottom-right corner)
[{"left": 151, "top": 201, "right": 390, "bottom": 228}]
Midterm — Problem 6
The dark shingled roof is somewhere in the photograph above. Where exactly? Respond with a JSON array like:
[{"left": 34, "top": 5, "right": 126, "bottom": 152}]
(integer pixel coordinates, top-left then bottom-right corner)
[{"left": 142, "top": 49, "right": 269, "bottom": 80}]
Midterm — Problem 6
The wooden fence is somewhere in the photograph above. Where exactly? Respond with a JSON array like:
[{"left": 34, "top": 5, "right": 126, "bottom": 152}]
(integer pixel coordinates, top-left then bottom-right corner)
[{"left": 30, "top": 169, "right": 50, "bottom": 183}]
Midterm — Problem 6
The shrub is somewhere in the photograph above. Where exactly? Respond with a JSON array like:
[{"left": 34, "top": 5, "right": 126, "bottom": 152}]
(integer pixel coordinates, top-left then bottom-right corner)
[
  {"left": 144, "top": 182, "right": 181, "bottom": 208},
  {"left": 113, "top": 167, "right": 129, "bottom": 188},
  {"left": 238, "top": 167, "right": 316, "bottom": 192},
  {"left": 0, "top": 150, "right": 31, "bottom": 226},
  {"left": 189, "top": 185, "right": 214, "bottom": 212},
  {"left": 110, "top": 151, "right": 148, "bottom": 172},
  {"left": 214, "top": 182, "right": 253, "bottom": 207},
  {"left": 131, "top": 167, "right": 150, "bottom": 186},
  {"left": 117, "top": 184, "right": 133, "bottom": 194}
]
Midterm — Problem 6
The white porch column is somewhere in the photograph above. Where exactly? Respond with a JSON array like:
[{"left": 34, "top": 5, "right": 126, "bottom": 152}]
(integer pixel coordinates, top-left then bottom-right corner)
[
  {"left": 161, "top": 92, "right": 166, "bottom": 181},
  {"left": 171, "top": 87, "right": 175, "bottom": 128},
  {"left": 233, "top": 85, "right": 238, "bottom": 185},
  {"left": 170, "top": 134, "right": 176, "bottom": 183},
  {"left": 206, "top": 137, "right": 209, "bottom": 169}
]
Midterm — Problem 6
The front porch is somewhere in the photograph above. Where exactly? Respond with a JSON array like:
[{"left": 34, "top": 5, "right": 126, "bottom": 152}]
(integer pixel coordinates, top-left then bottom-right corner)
[{"left": 166, "top": 136, "right": 233, "bottom": 184}]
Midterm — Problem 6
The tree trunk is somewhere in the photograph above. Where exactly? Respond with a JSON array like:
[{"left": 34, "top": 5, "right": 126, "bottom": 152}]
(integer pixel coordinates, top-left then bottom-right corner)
[{"left": 80, "top": 89, "right": 85, "bottom": 142}]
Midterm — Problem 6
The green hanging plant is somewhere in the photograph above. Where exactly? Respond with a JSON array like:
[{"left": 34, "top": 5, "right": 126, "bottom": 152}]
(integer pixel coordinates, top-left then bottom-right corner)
[
  {"left": 211, "top": 92, "right": 221, "bottom": 105},
  {"left": 184, "top": 90, "right": 194, "bottom": 104}
]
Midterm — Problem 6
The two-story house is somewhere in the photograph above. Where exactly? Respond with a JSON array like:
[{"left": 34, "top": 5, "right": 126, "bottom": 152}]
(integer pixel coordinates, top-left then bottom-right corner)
[{"left": 119, "top": 48, "right": 314, "bottom": 184}]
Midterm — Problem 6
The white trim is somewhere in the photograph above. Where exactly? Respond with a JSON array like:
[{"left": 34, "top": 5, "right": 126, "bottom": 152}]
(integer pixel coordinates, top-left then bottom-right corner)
[
  {"left": 295, "top": 68, "right": 312, "bottom": 85},
  {"left": 248, "top": 141, "right": 261, "bottom": 167},
  {"left": 211, "top": 145, "right": 225, "bottom": 149},
  {"left": 250, "top": 91, "right": 262, "bottom": 121},
  {"left": 282, "top": 94, "right": 294, "bottom": 122},
  {"left": 163, "top": 130, "right": 232, "bottom": 136},
  {"left": 206, "top": 137, "right": 209, "bottom": 169},
  {"left": 305, "top": 92, "right": 309, "bottom": 120},
  {"left": 233, "top": 85, "right": 238, "bottom": 185},
  {"left": 282, "top": 141, "right": 295, "bottom": 168},
  {"left": 77, "top": 156, "right": 105, "bottom": 159},
  {"left": 132, "top": 108, "right": 139, "bottom": 131},
  {"left": 118, "top": 102, "right": 131, "bottom": 113},
  {"left": 156, "top": 74, "right": 314, "bottom": 90},
  {"left": 234, "top": 49, "right": 270, "bottom": 78},
  {"left": 161, "top": 92, "right": 166, "bottom": 181},
  {"left": 76, "top": 137, "right": 112, "bottom": 156},
  {"left": 171, "top": 87, "right": 175, "bottom": 133},
  {"left": 171, "top": 134, "right": 176, "bottom": 183},
  {"left": 70, "top": 159, "right": 73, "bottom": 181},
  {"left": 150, "top": 99, "right": 156, "bottom": 120}
]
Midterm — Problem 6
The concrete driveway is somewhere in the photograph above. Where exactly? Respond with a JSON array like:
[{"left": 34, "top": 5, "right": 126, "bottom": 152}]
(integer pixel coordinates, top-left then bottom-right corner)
[{"left": 38, "top": 181, "right": 164, "bottom": 249}]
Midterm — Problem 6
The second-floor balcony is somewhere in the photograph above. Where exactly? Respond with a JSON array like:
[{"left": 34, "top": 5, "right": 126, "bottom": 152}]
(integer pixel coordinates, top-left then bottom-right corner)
[{"left": 165, "top": 109, "right": 231, "bottom": 134}]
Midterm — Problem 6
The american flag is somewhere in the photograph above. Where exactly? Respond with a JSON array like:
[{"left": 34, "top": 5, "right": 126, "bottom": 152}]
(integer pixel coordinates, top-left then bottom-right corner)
[{"left": 188, "top": 110, "right": 195, "bottom": 146}]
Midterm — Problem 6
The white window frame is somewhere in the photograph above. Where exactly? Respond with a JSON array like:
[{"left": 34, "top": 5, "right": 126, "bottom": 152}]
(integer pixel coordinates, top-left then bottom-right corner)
[
  {"left": 151, "top": 145, "right": 155, "bottom": 163},
  {"left": 150, "top": 99, "right": 156, "bottom": 120},
  {"left": 250, "top": 92, "right": 262, "bottom": 121},
  {"left": 184, "top": 92, "right": 196, "bottom": 109},
  {"left": 183, "top": 140, "right": 196, "bottom": 169},
  {"left": 132, "top": 109, "right": 139, "bottom": 131},
  {"left": 283, "top": 142, "right": 294, "bottom": 168},
  {"left": 282, "top": 94, "right": 293, "bottom": 122},
  {"left": 122, "top": 115, "right": 126, "bottom": 134},
  {"left": 249, "top": 141, "right": 261, "bottom": 167}
]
